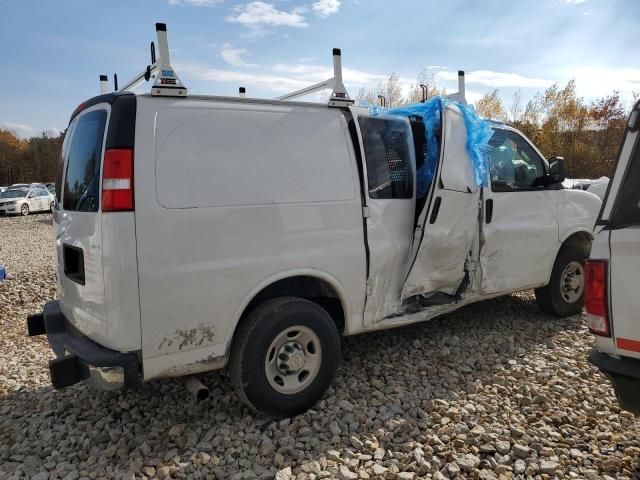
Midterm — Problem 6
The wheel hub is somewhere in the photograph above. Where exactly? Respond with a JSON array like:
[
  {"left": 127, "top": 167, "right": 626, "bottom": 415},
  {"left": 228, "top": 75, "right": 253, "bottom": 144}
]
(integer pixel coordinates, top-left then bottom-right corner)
[
  {"left": 277, "top": 341, "right": 305, "bottom": 374},
  {"left": 560, "top": 261, "right": 584, "bottom": 303},
  {"left": 264, "top": 325, "right": 322, "bottom": 395}
]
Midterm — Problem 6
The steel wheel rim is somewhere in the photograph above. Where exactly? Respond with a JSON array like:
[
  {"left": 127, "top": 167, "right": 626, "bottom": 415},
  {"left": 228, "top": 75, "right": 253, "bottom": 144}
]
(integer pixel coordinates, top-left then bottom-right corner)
[
  {"left": 560, "top": 260, "right": 584, "bottom": 304},
  {"left": 21, "top": 204, "right": 28, "bottom": 215},
  {"left": 264, "top": 325, "right": 322, "bottom": 395}
]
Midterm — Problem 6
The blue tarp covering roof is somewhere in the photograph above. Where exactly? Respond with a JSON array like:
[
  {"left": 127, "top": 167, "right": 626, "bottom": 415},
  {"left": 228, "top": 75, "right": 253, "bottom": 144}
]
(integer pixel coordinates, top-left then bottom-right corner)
[{"left": 370, "top": 97, "right": 494, "bottom": 198}]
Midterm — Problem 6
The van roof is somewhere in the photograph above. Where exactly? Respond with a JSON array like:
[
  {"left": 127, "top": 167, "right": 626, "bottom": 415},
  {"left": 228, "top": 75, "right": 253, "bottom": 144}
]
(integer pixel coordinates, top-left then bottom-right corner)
[{"left": 71, "top": 91, "right": 331, "bottom": 124}]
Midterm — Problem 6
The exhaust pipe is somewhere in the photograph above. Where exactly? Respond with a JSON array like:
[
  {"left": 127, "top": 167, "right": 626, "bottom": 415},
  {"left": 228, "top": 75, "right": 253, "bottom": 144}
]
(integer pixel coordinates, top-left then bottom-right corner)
[{"left": 184, "top": 376, "right": 210, "bottom": 401}]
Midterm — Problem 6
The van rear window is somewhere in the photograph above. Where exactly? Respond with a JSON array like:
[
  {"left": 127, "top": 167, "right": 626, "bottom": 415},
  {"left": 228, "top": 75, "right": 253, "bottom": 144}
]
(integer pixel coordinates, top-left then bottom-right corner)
[{"left": 62, "top": 109, "right": 107, "bottom": 212}]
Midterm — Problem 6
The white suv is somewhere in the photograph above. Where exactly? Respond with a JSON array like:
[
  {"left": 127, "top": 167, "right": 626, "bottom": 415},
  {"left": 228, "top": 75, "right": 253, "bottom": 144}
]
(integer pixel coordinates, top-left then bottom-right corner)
[{"left": 587, "top": 99, "right": 640, "bottom": 414}]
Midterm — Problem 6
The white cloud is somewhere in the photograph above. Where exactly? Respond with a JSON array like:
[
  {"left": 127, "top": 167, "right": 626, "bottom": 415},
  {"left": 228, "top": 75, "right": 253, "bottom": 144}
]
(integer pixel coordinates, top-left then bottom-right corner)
[
  {"left": 312, "top": 0, "right": 341, "bottom": 17},
  {"left": 564, "top": 67, "right": 640, "bottom": 100},
  {"left": 563, "top": 0, "right": 587, "bottom": 4},
  {"left": 437, "top": 69, "right": 553, "bottom": 89},
  {"left": 272, "top": 63, "right": 387, "bottom": 86},
  {"left": 168, "top": 0, "right": 223, "bottom": 6},
  {"left": 226, "top": 2, "right": 308, "bottom": 28},
  {"left": 177, "top": 63, "right": 310, "bottom": 92},
  {"left": 220, "top": 43, "right": 255, "bottom": 67},
  {"left": 0, "top": 122, "right": 61, "bottom": 139},
  {"left": 177, "top": 60, "right": 387, "bottom": 96}
]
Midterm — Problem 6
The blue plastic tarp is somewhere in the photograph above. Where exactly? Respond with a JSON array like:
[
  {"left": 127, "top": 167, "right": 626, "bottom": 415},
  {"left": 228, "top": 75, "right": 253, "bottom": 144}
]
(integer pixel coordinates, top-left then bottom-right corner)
[{"left": 370, "top": 97, "right": 493, "bottom": 198}]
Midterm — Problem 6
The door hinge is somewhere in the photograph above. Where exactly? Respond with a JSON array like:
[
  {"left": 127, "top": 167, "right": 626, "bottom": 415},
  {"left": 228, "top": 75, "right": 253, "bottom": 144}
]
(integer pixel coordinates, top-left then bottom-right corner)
[
  {"left": 362, "top": 206, "right": 370, "bottom": 218},
  {"left": 366, "top": 279, "right": 375, "bottom": 296}
]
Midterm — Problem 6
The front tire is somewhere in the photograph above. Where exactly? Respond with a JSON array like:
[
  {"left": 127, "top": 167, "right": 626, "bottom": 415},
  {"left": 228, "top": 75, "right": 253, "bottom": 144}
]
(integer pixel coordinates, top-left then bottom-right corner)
[
  {"left": 535, "top": 246, "right": 587, "bottom": 317},
  {"left": 50, "top": 201, "right": 55, "bottom": 213},
  {"left": 229, "top": 297, "right": 340, "bottom": 417},
  {"left": 20, "top": 203, "right": 29, "bottom": 216}
]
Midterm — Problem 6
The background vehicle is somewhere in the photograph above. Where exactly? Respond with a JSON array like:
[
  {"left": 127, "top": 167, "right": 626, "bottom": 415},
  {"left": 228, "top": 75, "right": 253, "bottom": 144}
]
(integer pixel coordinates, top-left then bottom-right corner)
[
  {"left": 587, "top": 100, "right": 640, "bottom": 414},
  {"left": 45, "top": 182, "right": 55, "bottom": 192},
  {"left": 0, "top": 187, "right": 55, "bottom": 215},
  {"left": 0, "top": 186, "right": 7, "bottom": 192},
  {"left": 586, "top": 176, "right": 609, "bottom": 200},
  {"left": 10, "top": 183, "right": 29, "bottom": 189},
  {"left": 26, "top": 23, "right": 602, "bottom": 417}
]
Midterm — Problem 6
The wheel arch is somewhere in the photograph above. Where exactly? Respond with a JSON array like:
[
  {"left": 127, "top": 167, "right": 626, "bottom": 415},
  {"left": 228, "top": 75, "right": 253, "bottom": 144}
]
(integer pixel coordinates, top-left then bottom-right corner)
[
  {"left": 544, "top": 229, "right": 594, "bottom": 285},
  {"left": 225, "top": 269, "right": 351, "bottom": 356},
  {"left": 559, "top": 229, "right": 594, "bottom": 255}
]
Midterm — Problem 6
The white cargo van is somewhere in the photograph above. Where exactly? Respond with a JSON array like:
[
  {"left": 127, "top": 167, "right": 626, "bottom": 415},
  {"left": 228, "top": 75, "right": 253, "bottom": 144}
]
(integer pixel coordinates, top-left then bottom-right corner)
[
  {"left": 587, "top": 99, "right": 640, "bottom": 414},
  {"left": 27, "top": 24, "right": 602, "bottom": 416}
]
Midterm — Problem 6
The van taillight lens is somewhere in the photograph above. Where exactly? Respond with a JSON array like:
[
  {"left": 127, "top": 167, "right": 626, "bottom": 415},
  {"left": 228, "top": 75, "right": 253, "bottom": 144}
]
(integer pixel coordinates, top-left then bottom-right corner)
[
  {"left": 584, "top": 259, "right": 609, "bottom": 337},
  {"left": 102, "top": 148, "right": 133, "bottom": 212}
]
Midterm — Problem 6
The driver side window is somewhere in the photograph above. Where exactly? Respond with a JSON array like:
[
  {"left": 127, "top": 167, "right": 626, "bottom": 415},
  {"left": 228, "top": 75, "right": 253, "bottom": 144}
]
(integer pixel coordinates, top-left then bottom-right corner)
[{"left": 488, "top": 129, "right": 545, "bottom": 191}]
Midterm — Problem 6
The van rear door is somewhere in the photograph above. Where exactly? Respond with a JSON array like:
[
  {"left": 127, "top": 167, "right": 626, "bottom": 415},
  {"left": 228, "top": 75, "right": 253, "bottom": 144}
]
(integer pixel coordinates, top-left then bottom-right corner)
[
  {"left": 55, "top": 105, "right": 110, "bottom": 347},
  {"left": 402, "top": 103, "right": 482, "bottom": 300},
  {"left": 597, "top": 101, "right": 640, "bottom": 359},
  {"left": 55, "top": 94, "right": 141, "bottom": 352}
]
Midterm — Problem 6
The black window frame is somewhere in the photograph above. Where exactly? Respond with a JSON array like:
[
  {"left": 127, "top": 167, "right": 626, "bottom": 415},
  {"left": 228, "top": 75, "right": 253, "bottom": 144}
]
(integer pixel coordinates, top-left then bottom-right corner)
[
  {"left": 488, "top": 128, "right": 549, "bottom": 193},
  {"left": 609, "top": 133, "right": 640, "bottom": 228},
  {"left": 358, "top": 115, "right": 415, "bottom": 200}
]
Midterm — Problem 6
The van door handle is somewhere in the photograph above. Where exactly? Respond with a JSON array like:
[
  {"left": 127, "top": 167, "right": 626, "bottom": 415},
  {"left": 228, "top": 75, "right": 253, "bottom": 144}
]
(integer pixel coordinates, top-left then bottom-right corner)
[
  {"left": 485, "top": 199, "right": 493, "bottom": 224},
  {"left": 429, "top": 196, "right": 442, "bottom": 224}
]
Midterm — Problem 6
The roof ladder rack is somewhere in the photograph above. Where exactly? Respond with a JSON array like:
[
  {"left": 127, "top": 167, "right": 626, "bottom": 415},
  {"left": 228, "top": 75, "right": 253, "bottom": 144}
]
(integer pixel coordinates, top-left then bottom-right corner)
[
  {"left": 277, "top": 48, "right": 353, "bottom": 107},
  {"left": 106, "top": 23, "right": 187, "bottom": 97},
  {"left": 99, "top": 75, "right": 109, "bottom": 94},
  {"left": 445, "top": 70, "right": 467, "bottom": 105}
]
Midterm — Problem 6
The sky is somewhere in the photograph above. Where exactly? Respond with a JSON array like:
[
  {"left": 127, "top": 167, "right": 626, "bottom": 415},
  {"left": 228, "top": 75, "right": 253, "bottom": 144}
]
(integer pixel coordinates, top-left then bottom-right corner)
[{"left": 1, "top": 0, "right": 639, "bottom": 138}]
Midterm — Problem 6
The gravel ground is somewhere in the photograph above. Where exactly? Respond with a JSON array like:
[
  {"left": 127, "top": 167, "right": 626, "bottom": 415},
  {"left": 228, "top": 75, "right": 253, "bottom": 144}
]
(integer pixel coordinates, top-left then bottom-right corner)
[{"left": 1, "top": 214, "right": 639, "bottom": 480}]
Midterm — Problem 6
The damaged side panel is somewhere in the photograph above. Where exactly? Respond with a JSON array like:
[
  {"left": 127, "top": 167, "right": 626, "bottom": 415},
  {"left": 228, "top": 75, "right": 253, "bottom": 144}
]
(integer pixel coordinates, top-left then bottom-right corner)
[{"left": 402, "top": 104, "right": 482, "bottom": 301}]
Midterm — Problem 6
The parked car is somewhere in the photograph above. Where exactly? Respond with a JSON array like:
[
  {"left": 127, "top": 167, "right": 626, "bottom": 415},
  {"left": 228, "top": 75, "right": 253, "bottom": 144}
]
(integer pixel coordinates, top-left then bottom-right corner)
[
  {"left": 587, "top": 100, "right": 640, "bottom": 414},
  {"left": 0, "top": 186, "right": 7, "bottom": 193},
  {"left": 10, "top": 183, "right": 29, "bottom": 189},
  {"left": 0, "top": 187, "right": 55, "bottom": 216},
  {"left": 45, "top": 182, "right": 55, "bottom": 192}
]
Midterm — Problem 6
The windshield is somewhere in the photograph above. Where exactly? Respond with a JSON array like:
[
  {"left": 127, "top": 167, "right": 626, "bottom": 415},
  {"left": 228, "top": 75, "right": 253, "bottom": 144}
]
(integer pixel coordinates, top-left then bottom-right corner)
[{"left": 0, "top": 190, "right": 27, "bottom": 199}]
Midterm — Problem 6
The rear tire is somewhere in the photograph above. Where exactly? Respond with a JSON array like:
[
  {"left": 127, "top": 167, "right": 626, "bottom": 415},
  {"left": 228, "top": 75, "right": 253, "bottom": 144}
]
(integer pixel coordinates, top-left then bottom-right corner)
[
  {"left": 535, "top": 246, "right": 587, "bottom": 317},
  {"left": 229, "top": 297, "right": 340, "bottom": 417},
  {"left": 20, "top": 203, "right": 29, "bottom": 216}
]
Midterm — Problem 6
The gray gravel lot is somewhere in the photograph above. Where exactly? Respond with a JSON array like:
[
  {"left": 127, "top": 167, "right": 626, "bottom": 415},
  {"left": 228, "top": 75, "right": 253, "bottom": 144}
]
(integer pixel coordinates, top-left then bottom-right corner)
[{"left": 1, "top": 214, "right": 639, "bottom": 480}]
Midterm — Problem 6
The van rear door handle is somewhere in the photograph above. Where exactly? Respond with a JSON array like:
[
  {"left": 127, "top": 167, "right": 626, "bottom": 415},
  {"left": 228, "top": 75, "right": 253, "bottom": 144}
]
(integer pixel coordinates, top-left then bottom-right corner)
[
  {"left": 429, "top": 196, "right": 442, "bottom": 224},
  {"left": 485, "top": 199, "right": 493, "bottom": 224}
]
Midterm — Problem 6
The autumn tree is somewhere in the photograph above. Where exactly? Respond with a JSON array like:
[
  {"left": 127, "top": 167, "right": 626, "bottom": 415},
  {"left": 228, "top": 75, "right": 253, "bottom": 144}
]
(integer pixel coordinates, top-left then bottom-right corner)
[{"left": 474, "top": 89, "right": 508, "bottom": 121}]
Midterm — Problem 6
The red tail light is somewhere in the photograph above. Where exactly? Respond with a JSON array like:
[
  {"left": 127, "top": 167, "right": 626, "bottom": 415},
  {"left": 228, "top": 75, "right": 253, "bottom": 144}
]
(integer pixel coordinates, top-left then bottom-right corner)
[
  {"left": 584, "top": 259, "right": 609, "bottom": 337},
  {"left": 102, "top": 148, "right": 134, "bottom": 212}
]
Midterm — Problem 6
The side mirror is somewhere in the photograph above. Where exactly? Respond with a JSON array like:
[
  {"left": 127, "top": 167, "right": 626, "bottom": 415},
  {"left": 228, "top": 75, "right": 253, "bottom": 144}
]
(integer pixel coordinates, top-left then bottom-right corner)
[{"left": 547, "top": 156, "right": 566, "bottom": 185}]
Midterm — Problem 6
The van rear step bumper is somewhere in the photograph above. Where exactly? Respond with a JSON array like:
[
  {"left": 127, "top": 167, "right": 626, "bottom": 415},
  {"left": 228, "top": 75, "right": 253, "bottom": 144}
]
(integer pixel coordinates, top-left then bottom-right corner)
[
  {"left": 589, "top": 348, "right": 640, "bottom": 415},
  {"left": 27, "top": 301, "right": 141, "bottom": 390}
]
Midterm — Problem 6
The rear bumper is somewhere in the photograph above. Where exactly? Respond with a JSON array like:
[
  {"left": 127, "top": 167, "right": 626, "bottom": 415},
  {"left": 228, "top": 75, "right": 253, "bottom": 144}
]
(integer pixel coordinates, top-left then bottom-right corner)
[
  {"left": 27, "top": 300, "right": 141, "bottom": 390},
  {"left": 589, "top": 347, "right": 640, "bottom": 415}
]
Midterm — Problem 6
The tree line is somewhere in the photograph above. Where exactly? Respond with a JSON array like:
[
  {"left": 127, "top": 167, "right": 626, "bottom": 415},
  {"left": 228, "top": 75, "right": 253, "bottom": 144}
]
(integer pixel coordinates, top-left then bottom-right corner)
[
  {"left": 357, "top": 71, "right": 639, "bottom": 179},
  {"left": 0, "top": 130, "right": 63, "bottom": 186},
  {"left": 1, "top": 75, "right": 638, "bottom": 185}
]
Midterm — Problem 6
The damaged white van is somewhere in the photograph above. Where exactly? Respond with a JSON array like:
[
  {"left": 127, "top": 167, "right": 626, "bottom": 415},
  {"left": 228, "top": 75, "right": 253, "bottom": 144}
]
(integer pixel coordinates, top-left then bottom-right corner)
[{"left": 27, "top": 24, "right": 602, "bottom": 416}]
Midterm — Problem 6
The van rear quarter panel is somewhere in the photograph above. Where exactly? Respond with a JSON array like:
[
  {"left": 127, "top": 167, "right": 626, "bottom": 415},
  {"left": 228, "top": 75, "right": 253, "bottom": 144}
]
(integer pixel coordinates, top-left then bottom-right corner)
[{"left": 134, "top": 96, "right": 366, "bottom": 380}]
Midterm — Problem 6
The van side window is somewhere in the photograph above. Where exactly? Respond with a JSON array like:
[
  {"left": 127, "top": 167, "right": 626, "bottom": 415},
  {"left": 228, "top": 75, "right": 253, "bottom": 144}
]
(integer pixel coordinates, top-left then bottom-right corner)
[
  {"left": 611, "top": 140, "right": 640, "bottom": 227},
  {"left": 359, "top": 117, "right": 414, "bottom": 199},
  {"left": 488, "top": 129, "right": 545, "bottom": 191},
  {"left": 62, "top": 109, "right": 107, "bottom": 212}
]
